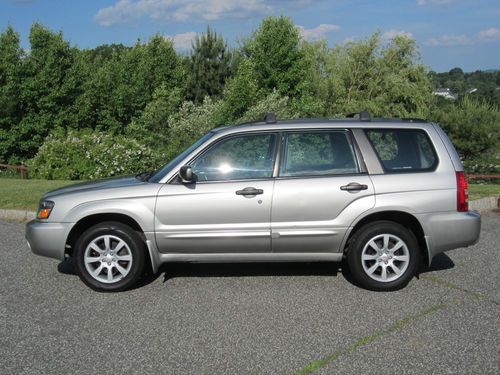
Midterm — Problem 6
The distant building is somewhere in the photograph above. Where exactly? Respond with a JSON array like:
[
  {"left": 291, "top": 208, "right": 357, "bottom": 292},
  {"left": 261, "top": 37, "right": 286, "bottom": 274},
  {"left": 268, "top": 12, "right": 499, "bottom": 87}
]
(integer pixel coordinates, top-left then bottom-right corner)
[
  {"left": 468, "top": 88, "right": 478, "bottom": 94},
  {"left": 433, "top": 88, "right": 457, "bottom": 100}
]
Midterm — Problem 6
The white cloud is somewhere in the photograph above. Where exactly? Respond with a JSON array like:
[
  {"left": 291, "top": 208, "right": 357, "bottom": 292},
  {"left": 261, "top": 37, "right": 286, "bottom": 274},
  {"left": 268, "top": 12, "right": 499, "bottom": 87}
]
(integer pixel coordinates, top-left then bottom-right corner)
[
  {"left": 165, "top": 31, "right": 198, "bottom": 50},
  {"left": 425, "top": 34, "right": 471, "bottom": 46},
  {"left": 298, "top": 24, "right": 340, "bottom": 41},
  {"left": 94, "top": 0, "right": 282, "bottom": 26},
  {"left": 477, "top": 27, "right": 500, "bottom": 42},
  {"left": 381, "top": 29, "right": 414, "bottom": 42}
]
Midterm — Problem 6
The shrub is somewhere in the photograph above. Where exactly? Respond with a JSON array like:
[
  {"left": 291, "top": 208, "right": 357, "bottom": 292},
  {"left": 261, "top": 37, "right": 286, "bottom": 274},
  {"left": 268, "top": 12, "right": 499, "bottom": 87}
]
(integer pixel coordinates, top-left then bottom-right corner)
[{"left": 28, "top": 129, "right": 160, "bottom": 180}]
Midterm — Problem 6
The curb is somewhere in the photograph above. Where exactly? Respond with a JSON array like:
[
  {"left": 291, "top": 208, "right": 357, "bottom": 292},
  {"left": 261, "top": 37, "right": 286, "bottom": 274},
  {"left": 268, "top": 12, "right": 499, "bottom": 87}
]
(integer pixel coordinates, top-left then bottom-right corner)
[
  {"left": 469, "top": 196, "right": 500, "bottom": 211},
  {"left": 0, "top": 209, "right": 36, "bottom": 222},
  {"left": 0, "top": 197, "right": 498, "bottom": 223}
]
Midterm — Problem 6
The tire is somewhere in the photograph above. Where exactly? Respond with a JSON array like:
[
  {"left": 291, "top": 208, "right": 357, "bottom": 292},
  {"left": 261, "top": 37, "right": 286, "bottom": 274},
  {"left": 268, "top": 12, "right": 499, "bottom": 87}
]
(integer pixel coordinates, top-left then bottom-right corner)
[
  {"left": 347, "top": 221, "right": 421, "bottom": 291},
  {"left": 74, "top": 221, "right": 146, "bottom": 292}
]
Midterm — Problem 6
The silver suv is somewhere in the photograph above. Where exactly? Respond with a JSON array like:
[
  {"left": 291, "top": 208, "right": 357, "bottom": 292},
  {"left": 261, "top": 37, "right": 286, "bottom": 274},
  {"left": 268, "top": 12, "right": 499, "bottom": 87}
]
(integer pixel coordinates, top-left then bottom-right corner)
[{"left": 26, "top": 114, "right": 481, "bottom": 292}]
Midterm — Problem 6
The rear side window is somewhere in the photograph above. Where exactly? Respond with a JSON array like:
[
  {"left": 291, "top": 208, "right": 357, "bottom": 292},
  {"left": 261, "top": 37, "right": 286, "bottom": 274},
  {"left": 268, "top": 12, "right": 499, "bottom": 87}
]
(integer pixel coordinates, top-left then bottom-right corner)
[
  {"left": 280, "top": 131, "right": 359, "bottom": 177},
  {"left": 365, "top": 129, "right": 437, "bottom": 172}
]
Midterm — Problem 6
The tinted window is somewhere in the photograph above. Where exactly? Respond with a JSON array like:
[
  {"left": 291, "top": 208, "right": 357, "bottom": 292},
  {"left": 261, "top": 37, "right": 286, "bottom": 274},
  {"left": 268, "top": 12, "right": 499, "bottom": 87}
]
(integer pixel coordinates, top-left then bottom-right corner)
[
  {"left": 280, "top": 131, "right": 358, "bottom": 177},
  {"left": 365, "top": 129, "right": 437, "bottom": 172},
  {"left": 191, "top": 133, "right": 276, "bottom": 181}
]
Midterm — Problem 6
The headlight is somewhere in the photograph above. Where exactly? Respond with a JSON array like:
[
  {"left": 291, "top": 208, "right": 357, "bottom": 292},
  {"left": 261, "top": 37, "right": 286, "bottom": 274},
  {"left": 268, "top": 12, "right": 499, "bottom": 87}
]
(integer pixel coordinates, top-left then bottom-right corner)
[{"left": 37, "top": 200, "right": 55, "bottom": 220}]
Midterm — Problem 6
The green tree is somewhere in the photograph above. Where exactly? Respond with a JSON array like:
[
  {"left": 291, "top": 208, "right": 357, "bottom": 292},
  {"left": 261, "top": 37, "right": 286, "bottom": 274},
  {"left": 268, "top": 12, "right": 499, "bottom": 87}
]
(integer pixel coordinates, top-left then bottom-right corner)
[
  {"left": 325, "top": 33, "right": 432, "bottom": 117},
  {"left": 246, "top": 16, "right": 306, "bottom": 98},
  {"left": 127, "top": 84, "right": 182, "bottom": 150},
  {"left": 14, "top": 23, "right": 80, "bottom": 162},
  {"left": 188, "top": 26, "right": 232, "bottom": 103},
  {"left": 221, "top": 59, "right": 260, "bottom": 122},
  {"left": 431, "top": 97, "right": 500, "bottom": 163},
  {"left": 0, "top": 25, "right": 24, "bottom": 163}
]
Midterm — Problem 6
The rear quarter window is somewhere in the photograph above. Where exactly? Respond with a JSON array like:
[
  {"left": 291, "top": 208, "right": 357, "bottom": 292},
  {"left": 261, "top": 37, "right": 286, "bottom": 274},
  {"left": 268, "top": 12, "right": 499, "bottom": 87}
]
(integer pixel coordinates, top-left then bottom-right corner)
[{"left": 365, "top": 129, "right": 438, "bottom": 173}]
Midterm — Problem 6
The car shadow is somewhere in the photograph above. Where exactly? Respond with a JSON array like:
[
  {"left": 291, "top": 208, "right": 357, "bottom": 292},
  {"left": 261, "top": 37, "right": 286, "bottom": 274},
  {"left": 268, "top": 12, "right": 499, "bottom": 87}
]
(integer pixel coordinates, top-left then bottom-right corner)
[
  {"left": 57, "top": 258, "right": 77, "bottom": 275},
  {"left": 421, "top": 252, "right": 455, "bottom": 274},
  {"left": 57, "top": 252, "right": 454, "bottom": 290},
  {"left": 159, "top": 261, "right": 341, "bottom": 283}
]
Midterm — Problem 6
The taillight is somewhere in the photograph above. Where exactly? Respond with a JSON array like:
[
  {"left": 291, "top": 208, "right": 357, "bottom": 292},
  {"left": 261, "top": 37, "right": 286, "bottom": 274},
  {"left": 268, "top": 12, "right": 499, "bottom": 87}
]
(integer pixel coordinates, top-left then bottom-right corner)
[{"left": 456, "top": 171, "right": 468, "bottom": 212}]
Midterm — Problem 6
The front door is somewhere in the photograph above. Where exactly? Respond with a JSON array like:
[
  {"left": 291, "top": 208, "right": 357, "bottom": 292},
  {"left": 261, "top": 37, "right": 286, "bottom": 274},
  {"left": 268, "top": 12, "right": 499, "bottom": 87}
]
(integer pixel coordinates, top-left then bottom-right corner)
[
  {"left": 271, "top": 130, "right": 375, "bottom": 253},
  {"left": 155, "top": 132, "right": 278, "bottom": 253}
]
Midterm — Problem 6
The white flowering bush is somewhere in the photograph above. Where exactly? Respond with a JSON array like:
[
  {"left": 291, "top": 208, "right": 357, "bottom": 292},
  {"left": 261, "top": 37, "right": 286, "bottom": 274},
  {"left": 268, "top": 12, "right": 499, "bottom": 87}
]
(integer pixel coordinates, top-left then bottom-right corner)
[{"left": 28, "top": 130, "right": 162, "bottom": 180}]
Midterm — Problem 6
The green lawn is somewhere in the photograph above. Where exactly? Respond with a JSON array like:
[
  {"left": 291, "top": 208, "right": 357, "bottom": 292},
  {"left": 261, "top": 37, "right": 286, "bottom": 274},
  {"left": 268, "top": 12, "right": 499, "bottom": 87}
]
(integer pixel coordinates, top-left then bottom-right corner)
[
  {"left": 0, "top": 178, "right": 498, "bottom": 212},
  {"left": 469, "top": 183, "right": 500, "bottom": 200},
  {"left": 0, "top": 178, "right": 76, "bottom": 211}
]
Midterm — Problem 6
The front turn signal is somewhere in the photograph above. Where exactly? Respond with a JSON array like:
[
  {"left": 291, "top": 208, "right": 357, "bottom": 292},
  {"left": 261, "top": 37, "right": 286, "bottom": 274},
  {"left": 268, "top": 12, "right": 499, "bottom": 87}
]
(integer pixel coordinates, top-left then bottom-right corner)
[{"left": 37, "top": 200, "right": 55, "bottom": 219}]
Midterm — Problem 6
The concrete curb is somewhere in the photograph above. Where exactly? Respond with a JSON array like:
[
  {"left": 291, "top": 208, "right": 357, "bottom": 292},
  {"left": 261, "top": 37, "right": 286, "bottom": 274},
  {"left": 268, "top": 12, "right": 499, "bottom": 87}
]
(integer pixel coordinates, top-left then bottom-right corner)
[
  {"left": 0, "top": 209, "right": 36, "bottom": 222},
  {"left": 0, "top": 196, "right": 498, "bottom": 223},
  {"left": 469, "top": 196, "right": 500, "bottom": 211}
]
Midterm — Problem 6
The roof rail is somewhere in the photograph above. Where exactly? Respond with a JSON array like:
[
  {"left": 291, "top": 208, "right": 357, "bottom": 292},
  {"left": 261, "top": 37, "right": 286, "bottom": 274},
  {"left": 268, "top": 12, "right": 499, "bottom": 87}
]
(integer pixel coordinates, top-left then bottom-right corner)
[
  {"left": 346, "top": 111, "right": 371, "bottom": 121},
  {"left": 400, "top": 117, "right": 427, "bottom": 123},
  {"left": 264, "top": 112, "right": 277, "bottom": 124}
]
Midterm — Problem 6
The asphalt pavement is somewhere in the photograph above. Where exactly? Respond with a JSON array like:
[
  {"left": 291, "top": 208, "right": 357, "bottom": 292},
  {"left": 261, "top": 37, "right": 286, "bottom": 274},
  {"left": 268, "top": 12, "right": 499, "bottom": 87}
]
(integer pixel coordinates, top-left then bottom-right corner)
[{"left": 1, "top": 212, "right": 499, "bottom": 374}]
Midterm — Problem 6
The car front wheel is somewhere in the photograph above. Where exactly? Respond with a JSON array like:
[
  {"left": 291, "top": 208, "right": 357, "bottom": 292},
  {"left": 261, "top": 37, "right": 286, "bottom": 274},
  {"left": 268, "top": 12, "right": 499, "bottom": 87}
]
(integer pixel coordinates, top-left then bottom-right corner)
[{"left": 74, "top": 222, "right": 145, "bottom": 292}]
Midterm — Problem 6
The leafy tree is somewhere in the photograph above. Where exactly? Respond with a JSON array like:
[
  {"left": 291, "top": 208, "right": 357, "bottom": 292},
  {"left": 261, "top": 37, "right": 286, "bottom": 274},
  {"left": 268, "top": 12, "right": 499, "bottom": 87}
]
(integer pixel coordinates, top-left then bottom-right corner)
[
  {"left": 246, "top": 16, "right": 306, "bottom": 98},
  {"left": 188, "top": 26, "right": 232, "bottom": 103},
  {"left": 237, "top": 90, "right": 296, "bottom": 123},
  {"left": 221, "top": 59, "right": 260, "bottom": 122},
  {"left": 324, "top": 33, "right": 432, "bottom": 117},
  {"left": 127, "top": 85, "right": 182, "bottom": 150},
  {"left": 166, "top": 97, "right": 226, "bottom": 158},
  {"left": 431, "top": 97, "right": 500, "bottom": 162},
  {"left": 14, "top": 23, "right": 80, "bottom": 162},
  {"left": 0, "top": 25, "right": 24, "bottom": 163}
]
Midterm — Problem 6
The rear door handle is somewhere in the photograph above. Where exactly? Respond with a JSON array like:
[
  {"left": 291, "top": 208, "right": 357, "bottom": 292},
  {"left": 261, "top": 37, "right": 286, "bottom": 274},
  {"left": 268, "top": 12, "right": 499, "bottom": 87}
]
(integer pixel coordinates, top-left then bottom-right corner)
[
  {"left": 340, "top": 182, "right": 368, "bottom": 192},
  {"left": 236, "top": 187, "right": 264, "bottom": 196}
]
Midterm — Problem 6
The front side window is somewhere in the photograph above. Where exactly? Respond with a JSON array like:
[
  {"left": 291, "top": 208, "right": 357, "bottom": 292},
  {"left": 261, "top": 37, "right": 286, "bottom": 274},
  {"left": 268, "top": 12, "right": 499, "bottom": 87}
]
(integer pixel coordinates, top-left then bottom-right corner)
[
  {"left": 280, "top": 131, "right": 359, "bottom": 177},
  {"left": 365, "top": 129, "right": 438, "bottom": 172},
  {"left": 191, "top": 133, "right": 277, "bottom": 181}
]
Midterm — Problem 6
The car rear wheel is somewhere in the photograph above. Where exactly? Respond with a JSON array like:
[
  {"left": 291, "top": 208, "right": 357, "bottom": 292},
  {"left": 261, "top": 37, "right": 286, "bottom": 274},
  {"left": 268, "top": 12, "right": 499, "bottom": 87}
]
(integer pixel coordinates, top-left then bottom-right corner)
[
  {"left": 347, "top": 221, "right": 420, "bottom": 291},
  {"left": 74, "top": 222, "right": 145, "bottom": 292}
]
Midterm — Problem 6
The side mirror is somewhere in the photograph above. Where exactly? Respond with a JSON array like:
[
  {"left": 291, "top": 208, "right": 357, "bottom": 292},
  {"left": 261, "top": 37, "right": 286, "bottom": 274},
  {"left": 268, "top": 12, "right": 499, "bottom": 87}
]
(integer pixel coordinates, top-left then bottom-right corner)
[{"left": 179, "top": 165, "right": 194, "bottom": 183}]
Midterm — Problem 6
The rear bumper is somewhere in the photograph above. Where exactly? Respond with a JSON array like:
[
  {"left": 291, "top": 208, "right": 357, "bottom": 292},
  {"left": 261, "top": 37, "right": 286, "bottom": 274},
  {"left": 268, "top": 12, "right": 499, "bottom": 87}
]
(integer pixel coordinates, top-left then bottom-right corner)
[
  {"left": 417, "top": 210, "right": 481, "bottom": 264},
  {"left": 25, "top": 220, "right": 73, "bottom": 261}
]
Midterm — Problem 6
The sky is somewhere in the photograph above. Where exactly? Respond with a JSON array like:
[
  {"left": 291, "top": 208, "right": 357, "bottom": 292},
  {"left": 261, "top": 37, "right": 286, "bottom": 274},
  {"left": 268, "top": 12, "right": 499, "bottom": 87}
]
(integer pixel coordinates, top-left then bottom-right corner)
[{"left": 1, "top": 0, "right": 499, "bottom": 72}]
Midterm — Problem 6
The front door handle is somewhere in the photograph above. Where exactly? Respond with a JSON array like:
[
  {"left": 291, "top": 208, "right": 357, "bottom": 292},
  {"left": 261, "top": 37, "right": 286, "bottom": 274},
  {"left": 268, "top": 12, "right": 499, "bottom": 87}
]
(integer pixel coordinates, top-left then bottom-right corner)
[
  {"left": 236, "top": 187, "right": 264, "bottom": 196},
  {"left": 340, "top": 182, "right": 368, "bottom": 192}
]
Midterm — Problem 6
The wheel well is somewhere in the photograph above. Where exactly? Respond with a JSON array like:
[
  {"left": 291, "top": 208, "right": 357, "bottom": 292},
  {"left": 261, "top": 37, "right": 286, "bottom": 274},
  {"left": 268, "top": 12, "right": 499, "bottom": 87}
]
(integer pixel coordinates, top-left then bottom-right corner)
[
  {"left": 345, "top": 211, "right": 429, "bottom": 265},
  {"left": 66, "top": 213, "right": 146, "bottom": 256}
]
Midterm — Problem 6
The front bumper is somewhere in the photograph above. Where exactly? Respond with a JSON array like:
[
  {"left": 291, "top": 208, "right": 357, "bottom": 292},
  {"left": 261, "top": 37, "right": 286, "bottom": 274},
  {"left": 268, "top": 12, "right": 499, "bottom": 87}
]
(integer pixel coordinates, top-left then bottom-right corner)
[
  {"left": 417, "top": 210, "right": 481, "bottom": 264},
  {"left": 25, "top": 220, "right": 73, "bottom": 261}
]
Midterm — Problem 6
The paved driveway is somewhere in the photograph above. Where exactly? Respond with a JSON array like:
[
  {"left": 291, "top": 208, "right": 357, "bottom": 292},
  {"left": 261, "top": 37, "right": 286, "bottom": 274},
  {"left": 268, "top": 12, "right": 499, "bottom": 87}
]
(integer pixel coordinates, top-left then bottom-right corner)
[{"left": 1, "top": 213, "right": 499, "bottom": 374}]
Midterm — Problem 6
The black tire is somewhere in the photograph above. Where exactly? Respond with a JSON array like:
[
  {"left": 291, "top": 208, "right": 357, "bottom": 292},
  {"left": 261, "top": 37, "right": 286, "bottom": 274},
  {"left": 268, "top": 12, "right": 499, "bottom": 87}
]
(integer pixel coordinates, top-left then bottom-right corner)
[
  {"left": 74, "top": 221, "right": 146, "bottom": 292},
  {"left": 347, "top": 221, "right": 421, "bottom": 291}
]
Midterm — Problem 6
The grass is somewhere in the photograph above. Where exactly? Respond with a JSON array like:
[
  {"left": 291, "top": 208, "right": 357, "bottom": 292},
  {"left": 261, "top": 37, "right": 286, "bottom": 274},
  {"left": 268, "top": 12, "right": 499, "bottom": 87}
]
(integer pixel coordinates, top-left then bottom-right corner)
[
  {"left": 0, "top": 178, "right": 498, "bottom": 211},
  {"left": 468, "top": 183, "right": 500, "bottom": 200},
  {"left": 0, "top": 178, "right": 76, "bottom": 211}
]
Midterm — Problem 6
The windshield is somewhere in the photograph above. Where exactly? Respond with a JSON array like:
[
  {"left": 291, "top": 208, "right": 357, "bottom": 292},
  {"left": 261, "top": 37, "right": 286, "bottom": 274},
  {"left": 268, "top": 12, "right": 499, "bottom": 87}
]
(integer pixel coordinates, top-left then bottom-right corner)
[{"left": 149, "top": 132, "right": 215, "bottom": 183}]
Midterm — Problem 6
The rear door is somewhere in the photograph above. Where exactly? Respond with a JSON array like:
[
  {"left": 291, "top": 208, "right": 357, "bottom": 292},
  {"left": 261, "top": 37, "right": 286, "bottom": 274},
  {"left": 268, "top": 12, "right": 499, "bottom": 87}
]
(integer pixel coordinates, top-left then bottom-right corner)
[{"left": 271, "top": 130, "right": 375, "bottom": 253}]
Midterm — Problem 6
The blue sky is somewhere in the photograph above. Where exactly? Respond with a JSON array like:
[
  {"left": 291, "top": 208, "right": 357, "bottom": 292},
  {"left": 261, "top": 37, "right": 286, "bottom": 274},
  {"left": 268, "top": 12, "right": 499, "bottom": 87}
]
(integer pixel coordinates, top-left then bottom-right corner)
[{"left": 2, "top": 0, "right": 499, "bottom": 72}]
